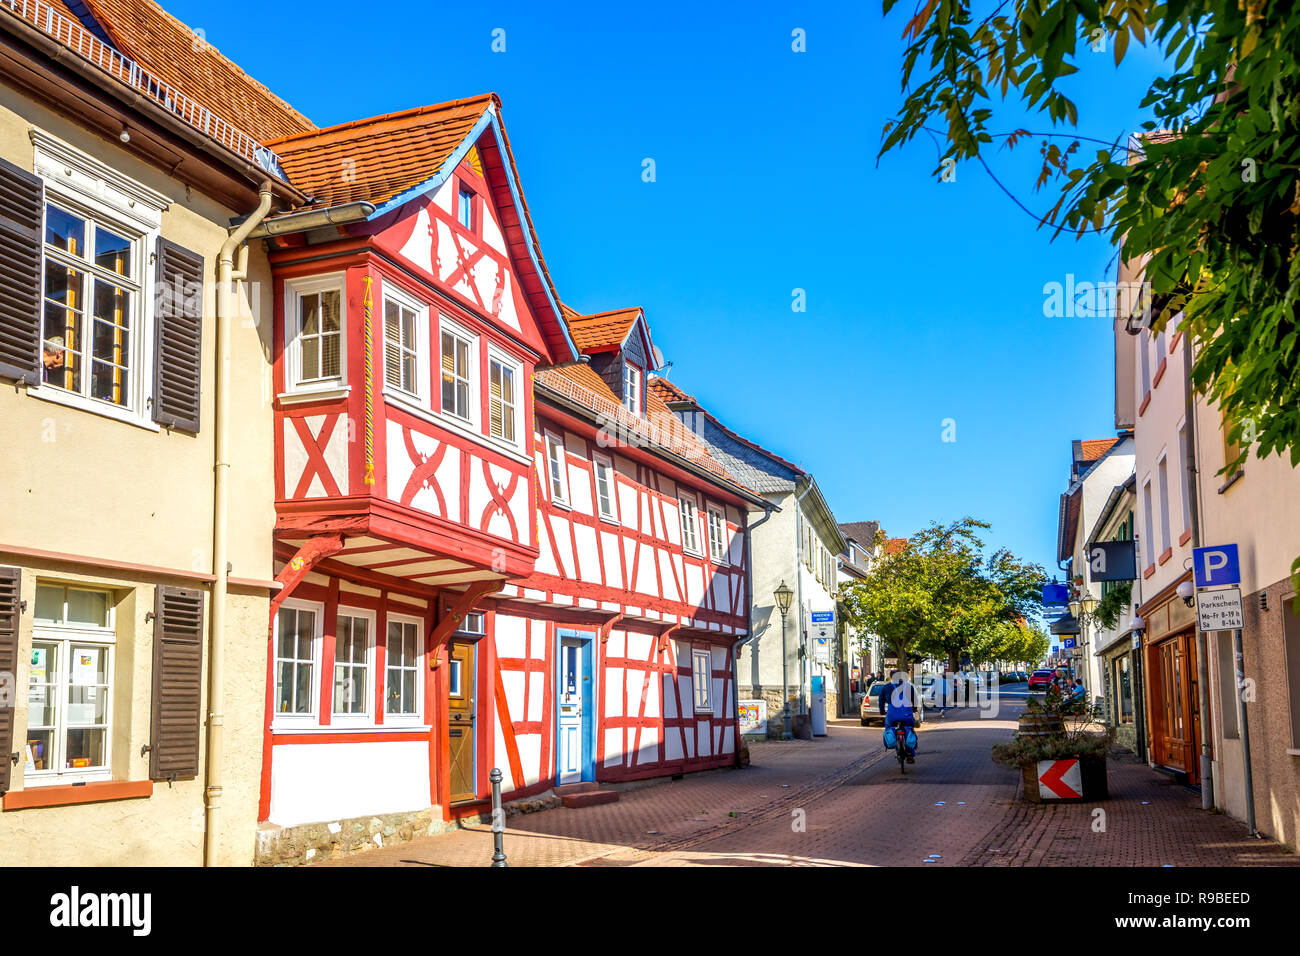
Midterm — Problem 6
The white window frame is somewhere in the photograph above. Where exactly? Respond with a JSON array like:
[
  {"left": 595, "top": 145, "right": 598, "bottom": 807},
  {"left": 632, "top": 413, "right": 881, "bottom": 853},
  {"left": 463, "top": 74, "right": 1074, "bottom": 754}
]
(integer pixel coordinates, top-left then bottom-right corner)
[
  {"left": 273, "top": 599, "right": 323, "bottom": 727},
  {"left": 438, "top": 314, "right": 478, "bottom": 427},
  {"left": 691, "top": 648, "right": 712, "bottom": 712},
  {"left": 487, "top": 345, "right": 523, "bottom": 449},
  {"left": 284, "top": 273, "right": 348, "bottom": 396},
  {"left": 679, "top": 492, "right": 700, "bottom": 555},
  {"left": 545, "top": 430, "right": 570, "bottom": 506},
  {"left": 593, "top": 452, "right": 618, "bottom": 523},
  {"left": 30, "top": 130, "right": 167, "bottom": 431},
  {"left": 623, "top": 362, "right": 642, "bottom": 415},
  {"left": 1141, "top": 478, "right": 1155, "bottom": 569},
  {"left": 707, "top": 505, "right": 728, "bottom": 564},
  {"left": 331, "top": 606, "right": 376, "bottom": 724},
  {"left": 382, "top": 284, "right": 428, "bottom": 406},
  {"left": 26, "top": 583, "right": 117, "bottom": 786},
  {"left": 457, "top": 184, "right": 475, "bottom": 231},
  {"left": 384, "top": 614, "right": 424, "bottom": 725}
]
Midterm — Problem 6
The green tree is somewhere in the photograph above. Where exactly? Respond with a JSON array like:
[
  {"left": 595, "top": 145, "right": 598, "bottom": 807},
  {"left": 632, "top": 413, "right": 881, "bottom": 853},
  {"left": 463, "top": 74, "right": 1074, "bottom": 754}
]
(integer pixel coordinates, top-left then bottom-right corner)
[
  {"left": 878, "top": 1, "right": 1300, "bottom": 586},
  {"left": 839, "top": 517, "right": 1045, "bottom": 671}
]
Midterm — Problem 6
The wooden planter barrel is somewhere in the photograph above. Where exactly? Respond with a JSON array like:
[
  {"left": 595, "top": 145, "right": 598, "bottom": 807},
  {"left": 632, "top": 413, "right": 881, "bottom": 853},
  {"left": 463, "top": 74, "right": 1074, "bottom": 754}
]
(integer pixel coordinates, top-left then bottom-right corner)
[{"left": 1017, "top": 712, "right": 1064, "bottom": 739}]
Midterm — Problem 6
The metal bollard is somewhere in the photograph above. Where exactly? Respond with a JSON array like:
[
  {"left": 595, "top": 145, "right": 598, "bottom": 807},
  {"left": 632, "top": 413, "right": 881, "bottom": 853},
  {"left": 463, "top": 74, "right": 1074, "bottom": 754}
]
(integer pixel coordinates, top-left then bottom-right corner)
[{"left": 490, "top": 767, "right": 508, "bottom": 867}]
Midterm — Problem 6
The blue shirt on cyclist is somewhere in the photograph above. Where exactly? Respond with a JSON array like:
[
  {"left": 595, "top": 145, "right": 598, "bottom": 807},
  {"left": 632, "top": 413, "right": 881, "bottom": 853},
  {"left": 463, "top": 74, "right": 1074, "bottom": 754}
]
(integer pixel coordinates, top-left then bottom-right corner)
[{"left": 879, "top": 674, "right": 919, "bottom": 726}]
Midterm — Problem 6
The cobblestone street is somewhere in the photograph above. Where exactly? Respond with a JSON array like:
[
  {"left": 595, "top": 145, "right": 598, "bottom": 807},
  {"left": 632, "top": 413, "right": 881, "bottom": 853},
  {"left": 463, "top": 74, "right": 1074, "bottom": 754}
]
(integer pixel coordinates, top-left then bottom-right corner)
[{"left": 319, "top": 694, "right": 1300, "bottom": 868}]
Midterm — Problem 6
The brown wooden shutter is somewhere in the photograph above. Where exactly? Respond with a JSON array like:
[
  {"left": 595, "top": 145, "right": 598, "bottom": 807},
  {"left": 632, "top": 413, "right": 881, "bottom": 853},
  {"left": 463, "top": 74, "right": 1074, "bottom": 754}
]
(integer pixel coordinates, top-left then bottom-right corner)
[
  {"left": 0, "top": 158, "right": 43, "bottom": 385},
  {"left": 152, "top": 237, "right": 204, "bottom": 433},
  {"left": 149, "top": 585, "right": 204, "bottom": 780},
  {"left": 0, "top": 566, "right": 21, "bottom": 794}
]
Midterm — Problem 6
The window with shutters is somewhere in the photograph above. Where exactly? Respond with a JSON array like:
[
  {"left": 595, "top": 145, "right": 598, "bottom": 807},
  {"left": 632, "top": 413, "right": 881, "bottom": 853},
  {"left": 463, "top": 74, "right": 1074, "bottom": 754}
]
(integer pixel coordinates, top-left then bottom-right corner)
[
  {"left": 382, "top": 285, "right": 427, "bottom": 404},
  {"left": 439, "top": 316, "right": 476, "bottom": 424},
  {"left": 679, "top": 493, "right": 700, "bottom": 555},
  {"left": 274, "top": 601, "right": 321, "bottom": 724},
  {"left": 487, "top": 348, "right": 521, "bottom": 446},
  {"left": 593, "top": 452, "right": 618, "bottom": 522},
  {"left": 285, "top": 274, "right": 346, "bottom": 395},
  {"left": 25, "top": 583, "right": 115, "bottom": 785},
  {"left": 24, "top": 131, "right": 168, "bottom": 428},
  {"left": 385, "top": 616, "right": 422, "bottom": 722},
  {"left": 332, "top": 609, "right": 374, "bottom": 722}
]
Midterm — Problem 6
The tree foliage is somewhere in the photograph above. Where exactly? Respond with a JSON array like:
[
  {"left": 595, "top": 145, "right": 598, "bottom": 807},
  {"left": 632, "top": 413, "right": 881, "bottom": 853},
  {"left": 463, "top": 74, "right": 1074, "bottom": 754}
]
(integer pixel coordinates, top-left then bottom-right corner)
[
  {"left": 878, "top": 0, "right": 1300, "bottom": 583},
  {"left": 839, "top": 517, "right": 1045, "bottom": 668},
  {"left": 969, "top": 619, "right": 1051, "bottom": 665}
]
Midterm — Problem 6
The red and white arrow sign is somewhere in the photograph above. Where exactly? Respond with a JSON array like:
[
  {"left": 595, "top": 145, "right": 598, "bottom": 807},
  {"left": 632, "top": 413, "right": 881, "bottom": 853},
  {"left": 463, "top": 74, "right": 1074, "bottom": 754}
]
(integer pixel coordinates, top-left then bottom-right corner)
[{"left": 1037, "top": 759, "right": 1083, "bottom": 799}]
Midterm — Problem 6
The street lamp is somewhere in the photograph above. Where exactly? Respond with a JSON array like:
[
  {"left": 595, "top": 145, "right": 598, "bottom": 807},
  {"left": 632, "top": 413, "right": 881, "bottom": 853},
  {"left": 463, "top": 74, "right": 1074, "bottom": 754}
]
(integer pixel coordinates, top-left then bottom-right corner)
[
  {"left": 1176, "top": 579, "right": 1196, "bottom": 608},
  {"left": 774, "top": 581, "right": 794, "bottom": 741},
  {"left": 1068, "top": 597, "right": 1082, "bottom": 618},
  {"left": 1081, "top": 593, "right": 1099, "bottom": 616}
]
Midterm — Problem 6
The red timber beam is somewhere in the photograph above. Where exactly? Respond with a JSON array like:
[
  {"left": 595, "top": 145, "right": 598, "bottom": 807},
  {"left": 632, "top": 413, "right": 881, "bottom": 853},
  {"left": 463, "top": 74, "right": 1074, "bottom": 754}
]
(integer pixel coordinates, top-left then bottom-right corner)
[
  {"left": 600, "top": 612, "right": 626, "bottom": 645},
  {"left": 269, "top": 534, "right": 345, "bottom": 615},
  {"left": 427, "top": 581, "right": 499, "bottom": 670}
]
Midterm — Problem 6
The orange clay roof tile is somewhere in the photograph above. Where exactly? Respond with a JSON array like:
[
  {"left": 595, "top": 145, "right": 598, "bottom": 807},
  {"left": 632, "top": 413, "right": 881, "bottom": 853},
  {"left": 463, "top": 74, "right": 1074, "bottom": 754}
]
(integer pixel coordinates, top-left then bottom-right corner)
[
  {"left": 74, "top": 0, "right": 315, "bottom": 143},
  {"left": 561, "top": 306, "right": 642, "bottom": 353},
  {"left": 1079, "top": 438, "right": 1119, "bottom": 462},
  {"left": 265, "top": 96, "right": 495, "bottom": 208}
]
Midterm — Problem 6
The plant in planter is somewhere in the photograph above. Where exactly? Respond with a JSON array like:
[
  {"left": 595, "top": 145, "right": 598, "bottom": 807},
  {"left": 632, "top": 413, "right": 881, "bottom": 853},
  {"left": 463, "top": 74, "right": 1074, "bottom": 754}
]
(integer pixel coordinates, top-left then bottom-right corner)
[{"left": 994, "top": 695, "right": 1115, "bottom": 802}]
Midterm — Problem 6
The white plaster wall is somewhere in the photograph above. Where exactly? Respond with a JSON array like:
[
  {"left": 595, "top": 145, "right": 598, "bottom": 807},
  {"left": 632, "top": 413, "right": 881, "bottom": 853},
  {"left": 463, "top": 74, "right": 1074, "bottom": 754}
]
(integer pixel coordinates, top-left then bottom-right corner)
[{"left": 269, "top": 741, "right": 430, "bottom": 826}]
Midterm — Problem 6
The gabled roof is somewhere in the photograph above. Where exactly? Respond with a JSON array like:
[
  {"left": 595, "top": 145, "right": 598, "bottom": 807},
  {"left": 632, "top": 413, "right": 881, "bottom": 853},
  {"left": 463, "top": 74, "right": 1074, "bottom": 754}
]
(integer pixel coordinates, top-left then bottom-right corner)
[
  {"left": 1071, "top": 437, "right": 1120, "bottom": 481},
  {"left": 561, "top": 305, "right": 644, "bottom": 354},
  {"left": 268, "top": 94, "right": 577, "bottom": 362},
  {"left": 39, "top": 0, "right": 315, "bottom": 143},
  {"left": 266, "top": 96, "right": 493, "bottom": 208},
  {"left": 535, "top": 364, "right": 762, "bottom": 503},
  {"left": 884, "top": 537, "right": 907, "bottom": 555},
  {"left": 1057, "top": 487, "right": 1082, "bottom": 564}
]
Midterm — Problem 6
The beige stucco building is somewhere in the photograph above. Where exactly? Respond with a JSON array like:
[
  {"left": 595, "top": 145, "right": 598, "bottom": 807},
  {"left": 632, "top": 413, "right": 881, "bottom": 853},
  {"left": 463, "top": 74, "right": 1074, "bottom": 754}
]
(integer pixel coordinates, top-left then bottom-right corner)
[{"left": 0, "top": 0, "right": 310, "bottom": 864}]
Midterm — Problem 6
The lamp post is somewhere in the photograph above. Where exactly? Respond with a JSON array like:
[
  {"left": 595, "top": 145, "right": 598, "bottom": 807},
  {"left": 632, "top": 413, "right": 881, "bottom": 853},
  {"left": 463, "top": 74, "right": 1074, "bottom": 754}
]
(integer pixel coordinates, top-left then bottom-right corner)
[{"left": 774, "top": 581, "right": 794, "bottom": 740}]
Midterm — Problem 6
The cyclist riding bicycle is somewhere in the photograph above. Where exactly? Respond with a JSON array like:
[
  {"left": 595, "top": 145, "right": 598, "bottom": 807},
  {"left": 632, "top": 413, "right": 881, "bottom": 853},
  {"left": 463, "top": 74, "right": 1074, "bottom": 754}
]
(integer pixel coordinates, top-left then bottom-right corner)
[{"left": 878, "top": 670, "right": 920, "bottom": 763}]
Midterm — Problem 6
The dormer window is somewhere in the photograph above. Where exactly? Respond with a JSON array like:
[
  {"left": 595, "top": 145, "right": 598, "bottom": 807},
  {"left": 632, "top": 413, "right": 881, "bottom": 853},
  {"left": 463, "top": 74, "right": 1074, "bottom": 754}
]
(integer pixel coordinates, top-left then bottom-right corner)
[
  {"left": 623, "top": 362, "right": 642, "bottom": 415},
  {"left": 457, "top": 186, "right": 474, "bottom": 230}
]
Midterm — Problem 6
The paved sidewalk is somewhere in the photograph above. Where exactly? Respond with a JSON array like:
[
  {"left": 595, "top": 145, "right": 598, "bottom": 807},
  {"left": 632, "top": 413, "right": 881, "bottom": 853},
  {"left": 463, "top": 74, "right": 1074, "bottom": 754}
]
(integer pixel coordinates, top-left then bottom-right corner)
[{"left": 315, "top": 718, "right": 879, "bottom": 868}]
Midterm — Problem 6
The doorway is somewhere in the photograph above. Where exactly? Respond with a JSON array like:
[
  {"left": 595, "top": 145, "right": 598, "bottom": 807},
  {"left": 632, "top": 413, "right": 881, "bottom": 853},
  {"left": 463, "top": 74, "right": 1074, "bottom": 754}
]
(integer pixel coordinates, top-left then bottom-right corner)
[
  {"left": 448, "top": 641, "right": 477, "bottom": 803},
  {"left": 556, "top": 631, "right": 594, "bottom": 786},
  {"left": 1150, "top": 629, "right": 1200, "bottom": 783}
]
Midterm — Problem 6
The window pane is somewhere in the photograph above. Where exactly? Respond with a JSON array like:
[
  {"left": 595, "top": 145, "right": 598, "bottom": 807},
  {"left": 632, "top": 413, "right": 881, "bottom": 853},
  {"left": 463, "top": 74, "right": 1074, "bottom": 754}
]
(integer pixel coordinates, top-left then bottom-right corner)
[
  {"left": 449, "top": 659, "right": 461, "bottom": 696},
  {"left": 296, "top": 610, "right": 314, "bottom": 661},
  {"left": 302, "top": 293, "right": 321, "bottom": 336},
  {"left": 45, "top": 206, "right": 85, "bottom": 255},
  {"left": 321, "top": 331, "right": 340, "bottom": 378},
  {"left": 276, "top": 609, "right": 295, "bottom": 660},
  {"left": 302, "top": 335, "right": 319, "bottom": 381},
  {"left": 25, "top": 729, "right": 53, "bottom": 771},
  {"left": 34, "top": 586, "right": 63, "bottom": 623},
  {"left": 320, "top": 291, "right": 341, "bottom": 332},
  {"left": 94, "top": 226, "right": 132, "bottom": 277},
  {"left": 67, "top": 684, "right": 108, "bottom": 725},
  {"left": 42, "top": 301, "right": 81, "bottom": 391},
  {"left": 294, "top": 661, "right": 313, "bottom": 714},
  {"left": 65, "top": 728, "right": 105, "bottom": 769},
  {"left": 27, "top": 643, "right": 57, "bottom": 727},
  {"left": 68, "top": 645, "right": 107, "bottom": 685},
  {"left": 384, "top": 300, "right": 402, "bottom": 388},
  {"left": 455, "top": 381, "right": 468, "bottom": 419},
  {"left": 277, "top": 662, "right": 295, "bottom": 713},
  {"left": 65, "top": 589, "right": 109, "bottom": 627}
]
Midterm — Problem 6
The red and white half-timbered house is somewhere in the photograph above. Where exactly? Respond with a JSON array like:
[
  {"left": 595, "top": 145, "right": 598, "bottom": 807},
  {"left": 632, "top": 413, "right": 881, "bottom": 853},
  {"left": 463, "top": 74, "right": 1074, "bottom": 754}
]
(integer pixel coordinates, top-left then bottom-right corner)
[
  {"left": 252, "top": 94, "right": 763, "bottom": 855},
  {"left": 491, "top": 308, "right": 765, "bottom": 797}
]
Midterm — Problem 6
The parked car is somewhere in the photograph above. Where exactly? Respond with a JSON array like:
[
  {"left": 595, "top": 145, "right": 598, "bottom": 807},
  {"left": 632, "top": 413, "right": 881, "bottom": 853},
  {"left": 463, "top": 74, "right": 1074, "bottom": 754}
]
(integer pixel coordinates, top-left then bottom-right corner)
[
  {"left": 1027, "top": 669, "right": 1054, "bottom": 691},
  {"left": 1016, "top": 671, "right": 1028, "bottom": 682}
]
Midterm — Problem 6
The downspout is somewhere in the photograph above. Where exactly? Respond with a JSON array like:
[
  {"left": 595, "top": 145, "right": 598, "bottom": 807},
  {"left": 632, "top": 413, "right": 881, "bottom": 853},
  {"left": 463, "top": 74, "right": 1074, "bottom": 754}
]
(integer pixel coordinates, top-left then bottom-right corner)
[
  {"left": 1183, "top": 336, "right": 1214, "bottom": 810},
  {"left": 734, "top": 501, "right": 775, "bottom": 763},
  {"left": 206, "top": 182, "right": 274, "bottom": 866}
]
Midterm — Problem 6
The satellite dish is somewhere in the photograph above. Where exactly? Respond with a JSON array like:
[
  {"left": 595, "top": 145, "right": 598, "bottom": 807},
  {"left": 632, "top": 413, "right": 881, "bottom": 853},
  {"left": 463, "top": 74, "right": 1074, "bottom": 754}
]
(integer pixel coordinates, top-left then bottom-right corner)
[{"left": 651, "top": 346, "right": 665, "bottom": 370}]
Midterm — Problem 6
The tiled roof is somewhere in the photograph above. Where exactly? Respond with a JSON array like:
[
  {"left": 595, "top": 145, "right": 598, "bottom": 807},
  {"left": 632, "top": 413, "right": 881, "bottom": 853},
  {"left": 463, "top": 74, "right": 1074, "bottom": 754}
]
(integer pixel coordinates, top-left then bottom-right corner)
[
  {"left": 839, "top": 521, "right": 880, "bottom": 549},
  {"left": 884, "top": 538, "right": 908, "bottom": 555},
  {"left": 1078, "top": 438, "right": 1119, "bottom": 462},
  {"left": 1058, "top": 488, "right": 1082, "bottom": 563},
  {"left": 71, "top": 0, "right": 314, "bottom": 143},
  {"left": 536, "top": 365, "right": 758, "bottom": 499},
  {"left": 648, "top": 376, "right": 806, "bottom": 480},
  {"left": 265, "top": 96, "right": 493, "bottom": 208},
  {"left": 562, "top": 305, "right": 642, "bottom": 353}
]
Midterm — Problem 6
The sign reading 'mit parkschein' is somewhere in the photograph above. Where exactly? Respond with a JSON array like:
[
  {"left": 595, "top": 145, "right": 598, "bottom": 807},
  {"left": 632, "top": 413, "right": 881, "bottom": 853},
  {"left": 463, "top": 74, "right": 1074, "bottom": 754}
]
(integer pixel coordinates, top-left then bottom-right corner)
[{"left": 1197, "top": 587, "right": 1244, "bottom": 631}]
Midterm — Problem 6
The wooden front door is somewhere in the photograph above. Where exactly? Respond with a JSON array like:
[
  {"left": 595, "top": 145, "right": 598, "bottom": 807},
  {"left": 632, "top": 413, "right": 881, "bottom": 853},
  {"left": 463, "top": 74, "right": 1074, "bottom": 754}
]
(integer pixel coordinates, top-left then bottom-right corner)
[
  {"left": 557, "top": 634, "right": 592, "bottom": 786},
  {"left": 448, "top": 641, "right": 477, "bottom": 803},
  {"left": 1151, "top": 630, "right": 1200, "bottom": 782}
]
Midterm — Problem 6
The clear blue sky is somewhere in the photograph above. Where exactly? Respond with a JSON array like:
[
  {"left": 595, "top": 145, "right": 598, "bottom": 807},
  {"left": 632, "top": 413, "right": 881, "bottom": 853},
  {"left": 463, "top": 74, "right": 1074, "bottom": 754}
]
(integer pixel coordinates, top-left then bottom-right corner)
[{"left": 179, "top": 0, "right": 1169, "bottom": 576}]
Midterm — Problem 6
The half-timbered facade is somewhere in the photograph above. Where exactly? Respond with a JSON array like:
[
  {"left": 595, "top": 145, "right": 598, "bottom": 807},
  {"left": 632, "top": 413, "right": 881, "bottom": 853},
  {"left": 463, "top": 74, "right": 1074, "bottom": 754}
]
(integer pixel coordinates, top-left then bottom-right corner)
[{"left": 489, "top": 312, "right": 764, "bottom": 796}]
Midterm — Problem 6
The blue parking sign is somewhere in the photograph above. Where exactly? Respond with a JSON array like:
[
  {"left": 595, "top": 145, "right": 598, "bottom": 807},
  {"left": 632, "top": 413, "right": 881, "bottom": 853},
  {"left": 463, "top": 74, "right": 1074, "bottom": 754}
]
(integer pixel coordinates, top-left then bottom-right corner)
[
  {"left": 1193, "top": 544, "right": 1240, "bottom": 588},
  {"left": 1062, "top": 637, "right": 1077, "bottom": 649}
]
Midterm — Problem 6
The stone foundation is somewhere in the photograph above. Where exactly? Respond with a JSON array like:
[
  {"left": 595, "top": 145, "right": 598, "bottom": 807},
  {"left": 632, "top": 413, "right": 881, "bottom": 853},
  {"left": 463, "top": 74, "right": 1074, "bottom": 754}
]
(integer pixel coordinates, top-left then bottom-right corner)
[{"left": 255, "top": 793, "right": 561, "bottom": 866}]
